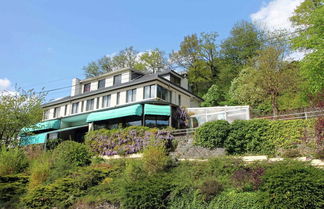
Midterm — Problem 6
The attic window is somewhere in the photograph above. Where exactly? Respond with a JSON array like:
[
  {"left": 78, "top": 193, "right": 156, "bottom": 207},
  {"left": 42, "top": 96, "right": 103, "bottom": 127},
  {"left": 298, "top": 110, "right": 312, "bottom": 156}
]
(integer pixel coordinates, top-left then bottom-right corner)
[{"left": 83, "top": 83, "right": 91, "bottom": 93}]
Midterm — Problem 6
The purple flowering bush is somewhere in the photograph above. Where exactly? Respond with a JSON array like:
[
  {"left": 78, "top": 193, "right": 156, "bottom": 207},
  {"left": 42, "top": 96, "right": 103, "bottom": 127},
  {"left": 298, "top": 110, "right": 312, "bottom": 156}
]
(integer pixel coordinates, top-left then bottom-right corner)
[{"left": 85, "top": 126, "right": 174, "bottom": 156}]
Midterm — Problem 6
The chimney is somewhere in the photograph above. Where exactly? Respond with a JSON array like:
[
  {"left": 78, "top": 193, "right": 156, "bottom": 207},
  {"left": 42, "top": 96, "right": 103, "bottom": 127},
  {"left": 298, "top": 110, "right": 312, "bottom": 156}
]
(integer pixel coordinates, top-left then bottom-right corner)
[{"left": 71, "top": 78, "right": 81, "bottom": 96}]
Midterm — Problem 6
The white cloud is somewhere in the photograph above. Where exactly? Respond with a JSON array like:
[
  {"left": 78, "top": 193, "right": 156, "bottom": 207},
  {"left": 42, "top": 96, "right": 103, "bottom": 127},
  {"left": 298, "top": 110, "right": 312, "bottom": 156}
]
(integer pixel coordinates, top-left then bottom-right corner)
[
  {"left": 250, "top": 0, "right": 304, "bottom": 32},
  {"left": 0, "top": 78, "right": 11, "bottom": 90}
]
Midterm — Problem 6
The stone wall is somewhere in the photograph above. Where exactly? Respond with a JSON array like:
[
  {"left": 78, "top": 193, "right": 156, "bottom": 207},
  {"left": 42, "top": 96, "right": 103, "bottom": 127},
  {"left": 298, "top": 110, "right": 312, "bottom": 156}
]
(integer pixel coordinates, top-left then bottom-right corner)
[{"left": 170, "top": 134, "right": 225, "bottom": 159}]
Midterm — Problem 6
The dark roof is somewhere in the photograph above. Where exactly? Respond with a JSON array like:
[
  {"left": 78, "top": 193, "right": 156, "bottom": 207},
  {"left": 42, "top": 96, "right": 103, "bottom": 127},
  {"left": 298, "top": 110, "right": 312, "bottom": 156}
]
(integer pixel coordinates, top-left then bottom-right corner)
[{"left": 42, "top": 73, "right": 203, "bottom": 108}]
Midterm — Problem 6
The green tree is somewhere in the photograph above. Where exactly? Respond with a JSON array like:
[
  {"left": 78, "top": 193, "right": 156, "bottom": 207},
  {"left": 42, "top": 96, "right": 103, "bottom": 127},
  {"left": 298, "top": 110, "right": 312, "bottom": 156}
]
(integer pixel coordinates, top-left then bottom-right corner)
[
  {"left": 83, "top": 61, "right": 101, "bottom": 78},
  {"left": 138, "top": 49, "right": 169, "bottom": 73},
  {"left": 201, "top": 84, "right": 224, "bottom": 107},
  {"left": 290, "top": 0, "right": 324, "bottom": 96},
  {"left": 229, "top": 47, "right": 303, "bottom": 116},
  {"left": 0, "top": 89, "right": 45, "bottom": 147},
  {"left": 219, "top": 21, "right": 263, "bottom": 91},
  {"left": 170, "top": 32, "right": 220, "bottom": 96}
]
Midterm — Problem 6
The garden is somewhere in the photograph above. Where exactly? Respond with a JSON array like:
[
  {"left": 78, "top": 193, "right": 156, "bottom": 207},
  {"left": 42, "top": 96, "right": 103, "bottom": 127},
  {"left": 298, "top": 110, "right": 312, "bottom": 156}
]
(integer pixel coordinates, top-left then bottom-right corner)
[{"left": 0, "top": 117, "right": 323, "bottom": 209}]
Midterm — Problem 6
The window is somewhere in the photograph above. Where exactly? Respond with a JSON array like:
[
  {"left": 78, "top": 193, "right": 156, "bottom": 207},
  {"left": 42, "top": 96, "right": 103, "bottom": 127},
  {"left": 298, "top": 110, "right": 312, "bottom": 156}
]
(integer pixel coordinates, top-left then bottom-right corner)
[
  {"left": 126, "top": 89, "right": 136, "bottom": 103},
  {"left": 145, "top": 115, "right": 169, "bottom": 128},
  {"left": 144, "top": 85, "right": 156, "bottom": 99},
  {"left": 83, "top": 83, "right": 91, "bottom": 93},
  {"left": 43, "top": 110, "right": 50, "bottom": 120},
  {"left": 157, "top": 85, "right": 171, "bottom": 102},
  {"left": 170, "top": 74, "right": 181, "bottom": 86},
  {"left": 53, "top": 107, "right": 60, "bottom": 118},
  {"left": 113, "top": 74, "right": 122, "bottom": 85},
  {"left": 116, "top": 92, "right": 120, "bottom": 105},
  {"left": 98, "top": 79, "right": 105, "bottom": 89},
  {"left": 64, "top": 105, "right": 68, "bottom": 116},
  {"left": 178, "top": 95, "right": 181, "bottom": 106},
  {"left": 81, "top": 101, "right": 84, "bottom": 112},
  {"left": 86, "top": 99, "right": 94, "bottom": 111},
  {"left": 102, "top": 95, "right": 111, "bottom": 108},
  {"left": 96, "top": 97, "right": 100, "bottom": 109},
  {"left": 72, "top": 102, "right": 79, "bottom": 114}
]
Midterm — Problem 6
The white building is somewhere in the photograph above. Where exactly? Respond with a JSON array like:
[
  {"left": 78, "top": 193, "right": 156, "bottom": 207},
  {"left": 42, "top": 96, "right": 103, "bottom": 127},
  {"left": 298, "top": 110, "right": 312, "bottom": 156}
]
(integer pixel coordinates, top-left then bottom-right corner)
[{"left": 21, "top": 68, "right": 203, "bottom": 145}]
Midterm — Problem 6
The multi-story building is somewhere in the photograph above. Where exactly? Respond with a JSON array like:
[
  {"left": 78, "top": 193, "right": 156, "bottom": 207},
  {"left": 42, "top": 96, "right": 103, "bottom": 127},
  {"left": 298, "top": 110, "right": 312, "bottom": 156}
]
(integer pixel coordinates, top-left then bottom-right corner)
[{"left": 21, "top": 68, "right": 203, "bottom": 145}]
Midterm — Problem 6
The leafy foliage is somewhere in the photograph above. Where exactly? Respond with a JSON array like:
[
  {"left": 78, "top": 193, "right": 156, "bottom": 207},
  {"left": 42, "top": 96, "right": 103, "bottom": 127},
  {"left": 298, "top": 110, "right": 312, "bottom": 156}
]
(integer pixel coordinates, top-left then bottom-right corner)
[
  {"left": 28, "top": 152, "right": 53, "bottom": 189},
  {"left": 290, "top": 0, "right": 324, "bottom": 95},
  {"left": 198, "top": 179, "right": 224, "bottom": 201},
  {"left": 0, "top": 147, "right": 28, "bottom": 176},
  {"left": 142, "top": 145, "right": 171, "bottom": 175},
  {"left": 0, "top": 174, "right": 29, "bottom": 208},
  {"left": 85, "top": 126, "right": 174, "bottom": 156},
  {"left": 261, "top": 160, "right": 324, "bottom": 209},
  {"left": 121, "top": 174, "right": 173, "bottom": 209},
  {"left": 201, "top": 84, "right": 225, "bottom": 107},
  {"left": 195, "top": 120, "right": 230, "bottom": 149},
  {"left": 22, "top": 167, "right": 108, "bottom": 209},
  {"left": 0, "top": 88, "right": 45, "bottom": 147},
  {"left": 212, "top": 191, "right": 265, "bottom": 209}
]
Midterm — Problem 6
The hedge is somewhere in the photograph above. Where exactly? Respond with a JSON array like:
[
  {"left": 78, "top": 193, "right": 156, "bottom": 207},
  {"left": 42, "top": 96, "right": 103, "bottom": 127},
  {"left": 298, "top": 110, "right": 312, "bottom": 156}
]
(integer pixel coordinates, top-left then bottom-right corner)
[{"left": 195, "top": 118, "right": 316, "bottom": 156}]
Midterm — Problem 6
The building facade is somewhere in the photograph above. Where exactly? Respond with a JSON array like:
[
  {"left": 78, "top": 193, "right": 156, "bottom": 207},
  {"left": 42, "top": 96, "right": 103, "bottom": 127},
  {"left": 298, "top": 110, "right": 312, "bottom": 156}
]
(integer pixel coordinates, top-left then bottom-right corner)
[{"left": 21, "top": 68, "right": 202, "bottom": 145}]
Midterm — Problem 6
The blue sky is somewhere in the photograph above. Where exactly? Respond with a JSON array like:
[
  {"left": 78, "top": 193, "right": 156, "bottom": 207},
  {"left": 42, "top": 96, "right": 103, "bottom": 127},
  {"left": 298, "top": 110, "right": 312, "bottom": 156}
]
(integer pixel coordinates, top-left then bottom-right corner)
[{"left": 0, "top": 0, "right": 301, "bottom": 101}]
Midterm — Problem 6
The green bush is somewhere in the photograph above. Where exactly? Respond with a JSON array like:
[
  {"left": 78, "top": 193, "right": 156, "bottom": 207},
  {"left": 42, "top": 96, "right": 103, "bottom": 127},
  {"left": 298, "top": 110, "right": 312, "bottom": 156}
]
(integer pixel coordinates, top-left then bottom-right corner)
[
  {"left": 48, "top": 141, "right": 92, "bottom": 181},
  {"left": 52, "top": 141, "right": 92, "bottom": 167},
  {"left": 198, "top": 179, "right": 223, "bottom": 201},
  {"left": 45, "top": 138, "right": 63, "bottom": 150},
  {"left": 267, "top": 119, "right": 316, "bottom": 151},
  {"left": 195, "top": 120, "right": 230, "bottom": 149},
  {"left": 120, "top": 174, "right": 173, "bottom": 209},
  {"left": 125, "top": 159, "right": 145, "bottom": 181},
  {"left": 142, "top": 145, "right": 171, "bottom": 175},
  {"left": 211, "top": 191, "right": 265, "bottom": 209},
  {"left": 22, "top": 167, "right": 108, "bottom": 209},
  {"left": 225, "top": 119, "right": 273, "bottom": 155},
  {"left": 0, "top": 146, "right": 28, "bottom": 176},
  {"left": 0, "top": 174, "right": 29, "bottom": 208},
  {"left": 28, "top": 152, "right": 53, "bottom": 189},
  {"left": 168, "top": 189, "right": 207, "bottom": 209},
  {"left": 261, "top": 160, "right": 324, "bottom": 209}
]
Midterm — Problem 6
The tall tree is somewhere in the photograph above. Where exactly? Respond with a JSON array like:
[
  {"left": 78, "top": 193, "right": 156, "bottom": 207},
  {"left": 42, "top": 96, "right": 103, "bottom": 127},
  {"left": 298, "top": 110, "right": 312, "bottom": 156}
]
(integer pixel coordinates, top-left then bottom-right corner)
[
  {"left": 112, "top": 46, "right": 138, "bottom": 69},
  {"left": 219, "top": 21, "right": 263, "bottom": 91},
  {"left": 0, "top": 89, "right": 45, "bottom": 147},
  {"left": 170, "top": 32, "right": 219, "bottom": 96},
  {"left": 290, "top": 0, "right": 324, "bottom": 96},
  {"left": 229, "top": 47, "right": 303, "bottom": 116},
  {"left": 138, "top": 49, "right": 169, "bottom": 73}
]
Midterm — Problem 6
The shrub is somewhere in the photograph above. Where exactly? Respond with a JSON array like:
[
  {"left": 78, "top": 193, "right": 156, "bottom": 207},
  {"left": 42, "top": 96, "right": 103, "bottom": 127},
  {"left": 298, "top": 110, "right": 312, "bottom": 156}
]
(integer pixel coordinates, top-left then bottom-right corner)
[
  {"left": 28, "top": 152, "right": 53, "bottom": 189},
  {"left": 195, "top": 120, "right": 230, "bottom": 149},
  {"left": 266, "top": 119, "right": 316, "bottom": 151},
  {"left": 281, "top": 148, "right": 301, "bottom": 158},
  {"left": 124, "top": 159, "right": 145, "bottom": 181},
  {"left": 85, "top": 126, "right": 152, "bottom": 156},
  {"left": 120, "top": 174, "right": 173, "bottom": 209},
  {"left": 142, "top": 145, "right": 170, "bottom": 175},
  {"left": 22, "top": 144, "right": 44, "bottom": 161},
  {"left": 231, "top": 167, "right": 265, "bottom": 191},
  {"left": 211, "top": 191, "right": 265, "bottom": 209},
  {"left": 23, "top": 167, "right": 108, "bottom": 209},
  {"left": 225, "top": 119, "right": 273, "bottom": 155},
  {"left": 208, "top": 157, "right": 244, "bottom": 177},
  {"left": 48, "top": 141, "right": 92, "bottom": 181},
  {"left": 0, "top": 146, "right": 28, "bottom": 176},
  {"left": 0, "top": 174, "right": 29, "bottom": 208},
  {"left": 168, "top": 189, "right": 207, "bottom": 209},
  {"left": 261, "top": 160, "right": 324, "bottom": 209},
  {"left": 45, "top": 138, "right": 63, "bottom": 150},
  {"left": 198, "top": 179, "right": 223, "bottom": 201}
]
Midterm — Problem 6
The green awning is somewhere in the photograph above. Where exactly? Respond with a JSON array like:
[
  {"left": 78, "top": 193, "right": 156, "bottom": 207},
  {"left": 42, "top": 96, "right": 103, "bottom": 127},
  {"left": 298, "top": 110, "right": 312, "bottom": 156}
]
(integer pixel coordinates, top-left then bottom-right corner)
[
  {"left": 20, "top": 133, "right": 47, "bottom": 146},
  {"left": 86, "top": 104, "right": 143, "bottom": 123},
  {"left": 21, "top": 119, "right": 61, "bottom": 133},
  {"left": 144, "top": 104, "right": 171, "bottom": 116}
]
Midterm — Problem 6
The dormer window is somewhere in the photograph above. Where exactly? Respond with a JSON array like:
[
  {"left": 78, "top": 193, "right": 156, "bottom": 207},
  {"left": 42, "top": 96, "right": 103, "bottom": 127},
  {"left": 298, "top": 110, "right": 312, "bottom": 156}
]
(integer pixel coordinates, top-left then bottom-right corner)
[
  {"left": 98, "top": 79, "right": 105, "bottom": 89},
  {"left": 83, "top": 83, "right": 91, "bottom": 93},
  {"left": 113, "top": 74, "right": 122, "bottom": 85},
  {"left": 170, "top": 74, "right": 181, "bottom": 86}
]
